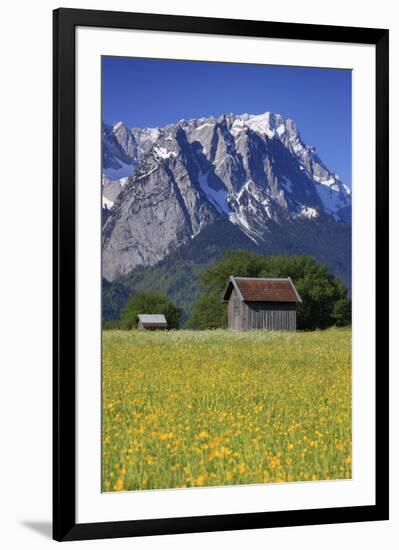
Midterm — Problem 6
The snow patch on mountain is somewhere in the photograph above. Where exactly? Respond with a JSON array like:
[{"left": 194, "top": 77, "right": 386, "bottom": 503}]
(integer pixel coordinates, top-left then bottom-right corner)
[
  {"left": 103, "top": 196, "right": 114, "bottom": 209},
  {"left": 135, "top": 127, "right": 160, "bottom": 143},
  {"left": 136, "top": 167, "right": 158, "bottom": 180},
  {"left": 299, "top": 205, "right": 319, "bottom": 219},
  {"left": 228, "top": 209, "right": 266, "bottom": 244},
  {"left": 276, "top": 124, "right": 285, "bottom": 136},
  {"left": 197, "top": 171, "right": 231, "bottom": 214},
  {"left": 103, "top": 161, "right": 136, "bottom": 180},
  {"left": 194, "top": 122, "right": 214, "bottom": 131},
  {"left": 154, "top": 146, "right": 178, "bottom": 160},
  {"left": 315, "top": 183, "right": 348, "bottom": 218},
  {"left": 244, "top": 112, "right": 277, "bottom": 138}
]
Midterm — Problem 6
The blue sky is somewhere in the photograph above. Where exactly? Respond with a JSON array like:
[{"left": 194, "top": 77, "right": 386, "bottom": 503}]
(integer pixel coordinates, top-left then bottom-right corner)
[{"left": 102, "top": 56, "right": 352, "bottom": 186}]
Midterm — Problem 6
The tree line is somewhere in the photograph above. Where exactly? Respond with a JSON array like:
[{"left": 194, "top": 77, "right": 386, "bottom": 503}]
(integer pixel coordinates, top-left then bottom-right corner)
[{"left": 103, "top": 250, "right": 351, "bottom": 330}]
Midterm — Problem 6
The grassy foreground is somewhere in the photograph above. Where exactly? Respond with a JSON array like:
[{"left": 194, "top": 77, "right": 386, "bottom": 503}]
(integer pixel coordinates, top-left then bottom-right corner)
[{"left": 102, "top": 327, "right": 351, "bottom": 492}]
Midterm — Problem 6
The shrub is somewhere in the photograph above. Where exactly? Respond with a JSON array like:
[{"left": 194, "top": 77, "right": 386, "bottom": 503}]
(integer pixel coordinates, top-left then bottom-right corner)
[{"left": 121, "top": 292, "right": 182, "bottom": 330}]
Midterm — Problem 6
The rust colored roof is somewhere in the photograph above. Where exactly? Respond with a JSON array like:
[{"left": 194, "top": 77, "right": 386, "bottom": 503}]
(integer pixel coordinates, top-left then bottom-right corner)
[{"left": 222, "top": 277, "right": 302, "bottom": 303}]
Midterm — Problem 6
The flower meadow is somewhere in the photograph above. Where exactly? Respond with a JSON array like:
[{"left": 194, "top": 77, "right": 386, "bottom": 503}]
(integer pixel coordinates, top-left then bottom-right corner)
[{"left": 102, "top": 327, "right": 351, "bottom": 492}]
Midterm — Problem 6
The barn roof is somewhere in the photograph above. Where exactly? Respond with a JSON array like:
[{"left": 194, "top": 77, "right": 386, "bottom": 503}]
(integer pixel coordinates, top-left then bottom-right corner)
[
  {"left": 221, "top": 276, "right": 302, "bottom": 303},
  {"left": 137, "top": 314, "right": 168, "bottom": 326}
]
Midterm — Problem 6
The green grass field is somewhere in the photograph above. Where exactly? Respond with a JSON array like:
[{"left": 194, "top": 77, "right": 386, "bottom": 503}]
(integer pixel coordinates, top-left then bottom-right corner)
[{"left": 102, "top": 327, "right": 351, "bottom": 492}]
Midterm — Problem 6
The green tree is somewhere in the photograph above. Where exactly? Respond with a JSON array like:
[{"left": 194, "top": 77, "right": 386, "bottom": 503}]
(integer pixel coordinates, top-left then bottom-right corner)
[
  {"left": 121, "top": 292, "right": 182, "bottom": 330},
  {"left": 332, "top": 298, "right": 352, "bottom": 327},
  {"left": 188, "top": 250, "right": 351, "bottom": 330},
  {"left": 187, "top": 289, "right": 227, "bottom": 329}
]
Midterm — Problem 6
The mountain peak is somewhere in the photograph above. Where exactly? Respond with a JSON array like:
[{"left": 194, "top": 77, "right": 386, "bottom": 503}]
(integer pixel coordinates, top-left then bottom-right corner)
[
  {"left": 113, "top": 121, "right": 127, "bottom": 131},
  {"left": 102, "top": 110, "right": 351, "bottom": 279}
]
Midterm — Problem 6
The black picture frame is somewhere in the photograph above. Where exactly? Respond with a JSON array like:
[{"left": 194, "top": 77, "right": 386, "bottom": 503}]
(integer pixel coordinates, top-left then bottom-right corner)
[{"left": 53, "top": 7, "right": 389, "bottom": 542}]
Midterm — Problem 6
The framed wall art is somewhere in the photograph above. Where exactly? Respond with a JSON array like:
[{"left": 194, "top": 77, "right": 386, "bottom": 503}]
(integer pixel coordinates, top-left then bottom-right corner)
[{"left": 53, "top": 7, "right": 389, "bottom": 541}]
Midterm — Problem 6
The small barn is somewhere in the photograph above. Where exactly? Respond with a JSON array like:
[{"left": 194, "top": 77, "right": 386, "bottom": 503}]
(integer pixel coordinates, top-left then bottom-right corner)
[
  {"left": 222, "top": 276, "right": 302, "bottom": 332},
  {"left": 137, "top": 314, "right": 168, "bottom": 330}
]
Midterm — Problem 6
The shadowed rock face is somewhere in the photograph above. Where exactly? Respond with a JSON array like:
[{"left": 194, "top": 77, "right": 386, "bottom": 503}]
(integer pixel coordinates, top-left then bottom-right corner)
[{"left": 102, "top": 112, "right": 351, "bottom": 281}]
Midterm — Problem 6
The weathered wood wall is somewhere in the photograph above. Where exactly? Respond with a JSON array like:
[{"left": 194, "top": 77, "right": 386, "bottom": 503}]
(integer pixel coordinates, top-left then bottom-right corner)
[
  {"left": 228, "top": 288, "right": 245, "bottom": 330},
  {"left": 244, "top": 301, "right": 297, "bottom": 331},
  {"left": 228, "top": 291, "right": 297, "bottom": 331}
]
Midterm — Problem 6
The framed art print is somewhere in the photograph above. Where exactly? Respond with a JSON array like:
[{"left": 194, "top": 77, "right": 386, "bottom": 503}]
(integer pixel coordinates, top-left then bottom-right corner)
[{"left": 53, "top": 8, "right": 389, "bottom": 541}]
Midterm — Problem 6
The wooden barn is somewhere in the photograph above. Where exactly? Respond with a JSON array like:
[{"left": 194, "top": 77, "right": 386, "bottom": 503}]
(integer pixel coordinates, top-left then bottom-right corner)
[
  {"left": 222, "top": 276, "right": 302, "bottom": 332},
  {"left": 137, "top": 314, "right": 168, "bottom": 330}
]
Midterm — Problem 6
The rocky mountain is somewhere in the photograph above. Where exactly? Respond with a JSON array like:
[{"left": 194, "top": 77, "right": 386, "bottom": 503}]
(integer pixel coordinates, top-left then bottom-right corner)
[
  {"left": 102, "top": 112, "right": 351, "bottom": 282},
  {"left": 102, "top": 121, "right": 161, "bottom": 181}
]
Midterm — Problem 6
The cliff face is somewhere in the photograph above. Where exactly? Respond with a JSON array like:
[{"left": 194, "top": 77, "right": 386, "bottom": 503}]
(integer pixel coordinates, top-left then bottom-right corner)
[{"left": 102, "top": 112, "right": 351, "bottom": 281}]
